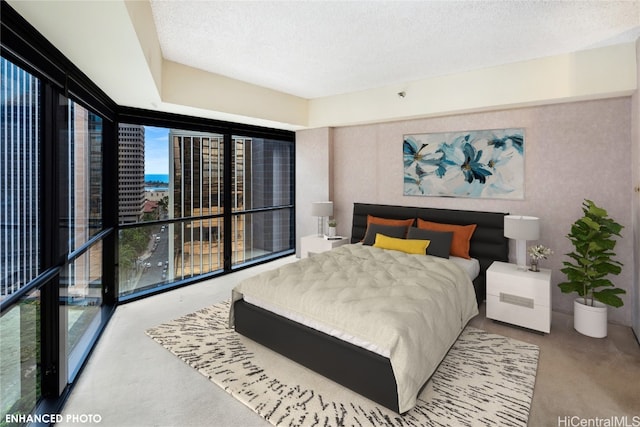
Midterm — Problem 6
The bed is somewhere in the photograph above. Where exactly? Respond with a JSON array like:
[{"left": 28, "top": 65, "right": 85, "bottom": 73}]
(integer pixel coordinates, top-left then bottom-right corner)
[{"left": 230, "top": 203, "right": 508, "bottom": 413}]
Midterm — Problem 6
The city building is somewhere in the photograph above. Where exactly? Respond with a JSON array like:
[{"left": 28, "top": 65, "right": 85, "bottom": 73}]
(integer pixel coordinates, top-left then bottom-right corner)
[
  {"left": 0, "top": 58, "right": 40, "bottom": 299},
  {"left": 118, "top": 124, "right": 145, "bottom": 224},
  {"left": 167, "top": 131, "right": 293, "bottom": 277},
  {"left": 169, "top": 129, "right": 225, "bottom": 277}
]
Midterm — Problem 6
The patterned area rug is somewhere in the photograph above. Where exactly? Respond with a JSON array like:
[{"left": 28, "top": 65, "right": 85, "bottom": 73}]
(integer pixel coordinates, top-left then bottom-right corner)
[{"left": 146, "top": 301, "right": 539, "bottom": 427}]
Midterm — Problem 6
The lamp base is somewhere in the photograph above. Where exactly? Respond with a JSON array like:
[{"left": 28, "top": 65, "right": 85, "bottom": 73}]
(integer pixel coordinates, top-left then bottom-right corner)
[
  {"left": 515, "top": 239, "right": 528, "bottom": 271},
  {"left": 316, "top": 217, "right": 324, "bottom": 237}
]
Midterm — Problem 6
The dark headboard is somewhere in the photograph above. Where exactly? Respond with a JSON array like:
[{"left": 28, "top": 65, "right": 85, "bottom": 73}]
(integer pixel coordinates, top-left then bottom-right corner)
[{"left": 351, "top": 203, "right": 509, "bottom": 305}]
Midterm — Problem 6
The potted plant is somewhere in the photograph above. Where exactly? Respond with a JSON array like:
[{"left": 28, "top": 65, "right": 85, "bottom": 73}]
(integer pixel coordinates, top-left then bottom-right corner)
[
  {"left": 327, "top": 219, "right": 337, "bottom": 237},
  {"left": 558, "top": 199, "right": 625, "bottom": 338}
]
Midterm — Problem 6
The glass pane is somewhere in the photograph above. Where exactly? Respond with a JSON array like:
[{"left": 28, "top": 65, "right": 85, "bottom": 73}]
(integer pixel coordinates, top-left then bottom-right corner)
[
  {"left": 119, "top": 223, "right": 170, "bottom": 296},
  {"left": 174, "top": 218, "right": 224, "bottom": 279},
  {"left": 232, "top": 136, "right": 293, "bottom": 212},
  {"left": 118, "top": 126, "right": 224, "bottom": 224},
  {"left": 171, "top": 130, "right": 224, "bottom": 219},
  {"left": 0, "top": 57, "right": 41, "bottom": 300},
  {"left": 118, "top": 218, "right": 223, "bottom": 297},
  {"left": 118, "top": 126, "right": 227, "bottom": 297},
  {"left": 0, "top": 288, "right": 41, "bottom": 422},
  {"left": 232, "top": 208, "right": 293, "bottom": 266},
  {"left": 60, "top": 98, "right": 103, "bottom": 251},
  {"left": 61, "top": 242, "right": 103, "bottom": 381}
]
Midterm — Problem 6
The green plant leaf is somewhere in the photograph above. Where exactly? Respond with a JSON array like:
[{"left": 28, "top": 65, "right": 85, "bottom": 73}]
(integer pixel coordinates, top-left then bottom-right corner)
[
  {"left": 558, "top": 281, "right": 586, "bottom": 296},
  {"left": 593, "top": 289, "right": 625, "bottom": 308},
  {"left": 586, "top": 200, "right": 607, "bottom": 217},
  {"left": 594, "top": 262, "right": 622, "bottom": 276},
  {"left": 581, "top": 216, "right": 600, "bottom": 231}
]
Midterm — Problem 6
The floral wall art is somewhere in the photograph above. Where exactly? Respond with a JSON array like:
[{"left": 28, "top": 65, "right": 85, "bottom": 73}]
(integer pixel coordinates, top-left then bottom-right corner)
[{"left": 403, "top": 128, "right": 525, "bottom": 199}]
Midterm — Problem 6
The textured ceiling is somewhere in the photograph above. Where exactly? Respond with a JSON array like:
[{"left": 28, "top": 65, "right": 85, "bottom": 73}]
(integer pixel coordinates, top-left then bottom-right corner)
[{"left": 149, "top": 0, "right": 640, "bottom": 99}]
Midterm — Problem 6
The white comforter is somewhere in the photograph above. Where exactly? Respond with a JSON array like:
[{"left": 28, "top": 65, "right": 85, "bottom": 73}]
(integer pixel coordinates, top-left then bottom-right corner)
[{"left": 230, "top": 244, "right": 479, "bottom": 413}]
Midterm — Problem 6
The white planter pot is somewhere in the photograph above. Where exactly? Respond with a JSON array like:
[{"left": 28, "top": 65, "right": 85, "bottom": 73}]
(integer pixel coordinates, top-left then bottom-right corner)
[
  {"left": 573, "top": 298, "right": 608, "bottom": 338},
  {"left": 327, "top": 227, "right": 336, "bottom": 237}
]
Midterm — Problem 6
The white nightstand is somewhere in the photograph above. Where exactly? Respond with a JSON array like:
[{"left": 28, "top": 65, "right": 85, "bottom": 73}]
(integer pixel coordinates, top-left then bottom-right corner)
[
  {"left": 486, "top": 261, "right": 552, "bottom": 333},
  {"left": 300, "top": 235, "right": 349, "bottom": 258}
]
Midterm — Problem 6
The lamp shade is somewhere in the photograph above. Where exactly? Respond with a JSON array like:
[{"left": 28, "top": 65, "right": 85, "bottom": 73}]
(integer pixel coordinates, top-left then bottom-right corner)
[
  {"left": 504, "top": 215, "right": 540, "bottom": 240},
  {"left": 311, "top": 201, "right": 333, "bottom": 217}
]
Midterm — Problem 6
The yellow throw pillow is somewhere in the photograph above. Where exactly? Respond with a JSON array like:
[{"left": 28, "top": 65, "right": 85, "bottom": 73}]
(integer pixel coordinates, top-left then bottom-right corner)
[{"left": 373, "top": 233, "right": 430, "bottom": 255}]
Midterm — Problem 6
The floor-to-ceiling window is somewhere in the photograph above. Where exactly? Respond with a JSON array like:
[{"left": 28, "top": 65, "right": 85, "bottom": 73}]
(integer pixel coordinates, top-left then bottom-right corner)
[
  {"left": 58, "top": 98, "right": 105, "bottom": 383},
  {"left": 231, "top": 136, "right": 294, "bottom": 266},
  {"left": 0, "top": 56, "right": 42, "bottom": 424},
  {"left": 1, "top": 3, "right": 295, "bottom": 423},
  {"left": 117, "top": 126, "right": 227, "bottom": 296},
  {"left": 117, "top": 120, "right": 295, "bottom": 300},
  {"left": 0, "top": 53, "right": 114, "bottom": 424}
]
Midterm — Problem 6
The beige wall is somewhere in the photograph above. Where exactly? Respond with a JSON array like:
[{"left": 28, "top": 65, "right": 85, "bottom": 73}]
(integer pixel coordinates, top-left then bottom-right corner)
[
  {"left": 307, "top": 43, "right": 637, "bottom": 129},
  {"left": 298, "top": 97, "right": 635, "bottom": 326},
  {"left": 295, "top": 127, "right": 334, "bottom": 256}
]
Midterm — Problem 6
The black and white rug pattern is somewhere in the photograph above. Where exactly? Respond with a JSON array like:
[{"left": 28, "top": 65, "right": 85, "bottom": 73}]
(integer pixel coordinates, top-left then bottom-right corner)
[{"left": 146, "top": 301, "right": 539, "bottom": 427}]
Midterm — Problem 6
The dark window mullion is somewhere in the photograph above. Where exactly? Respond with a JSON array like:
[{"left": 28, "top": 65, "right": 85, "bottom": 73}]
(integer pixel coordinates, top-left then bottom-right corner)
[
  {"left": 223, "top": 133, "right": 232, "bottom": 271},
  {"left": 101, "top": 116, "right": 117, "bottom": 304},
  {"left": 40, "top": 82, "right": 60, "bottom": 399}
]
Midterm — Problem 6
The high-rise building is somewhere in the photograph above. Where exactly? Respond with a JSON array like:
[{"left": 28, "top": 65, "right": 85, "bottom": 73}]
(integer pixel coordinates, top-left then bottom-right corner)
[
  {"left": 64, "top": 102, "right": 104, "bottom": 301},
  {"left": 0, "top": 58, "right": 40, "bottom": 298},
  {"left": 168, "top": 130, "right": 292, "bottom": 276},
  {"left": 118, "top": 124, "right": 145, "bottom": 223},
  {"left": 242, "top": 138, "right": 293, "bottom": 254},
  {"left": 169, "top": 129, "right": 226, "bottom": 276}
]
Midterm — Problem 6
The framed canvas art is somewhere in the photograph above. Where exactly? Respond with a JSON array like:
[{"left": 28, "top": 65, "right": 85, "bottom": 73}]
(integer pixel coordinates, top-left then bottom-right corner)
[{"left": 403, "top": 128, "right": 525, "bottom": 199}]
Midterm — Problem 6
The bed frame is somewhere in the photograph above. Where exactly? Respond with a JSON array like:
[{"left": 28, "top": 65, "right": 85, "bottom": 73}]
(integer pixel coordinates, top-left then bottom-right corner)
[{"left": 233, "top": 203, "right": 508, "bottom": 413}]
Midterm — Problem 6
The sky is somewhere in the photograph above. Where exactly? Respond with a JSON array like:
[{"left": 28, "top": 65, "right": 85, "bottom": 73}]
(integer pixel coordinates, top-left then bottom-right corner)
[{"left": 144, "top": 126, "right": 169, "bottom": 175}]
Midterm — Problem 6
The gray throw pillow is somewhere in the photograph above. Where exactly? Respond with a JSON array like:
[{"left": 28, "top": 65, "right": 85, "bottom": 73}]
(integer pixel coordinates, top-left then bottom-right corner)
[
  {"left": 362, "top": 224, "right": 407, "bottom": 246},
  {"left": 406, "top": 227, "right": 454, "bottom": 258}
]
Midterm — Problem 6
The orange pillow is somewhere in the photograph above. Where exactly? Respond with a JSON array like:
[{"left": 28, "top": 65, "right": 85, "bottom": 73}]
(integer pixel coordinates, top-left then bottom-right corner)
[
  {"left": 416, "top": 219, "right": 477, "bottom": 259},
  {"left": 366, "top": 215, "right": 414, "bottom": 238},
  {"left": 367, "top": 215, "right": 414, "bottom": 228}
]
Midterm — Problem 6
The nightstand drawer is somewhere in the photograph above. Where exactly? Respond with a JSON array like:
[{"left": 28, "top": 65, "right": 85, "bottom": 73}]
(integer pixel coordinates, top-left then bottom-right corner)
[
  {"left": 486, "top": 294, "right": 551, "bottom": 333},
  {"left": 486, "top": 273, "right": 550, "bottom": 306}
]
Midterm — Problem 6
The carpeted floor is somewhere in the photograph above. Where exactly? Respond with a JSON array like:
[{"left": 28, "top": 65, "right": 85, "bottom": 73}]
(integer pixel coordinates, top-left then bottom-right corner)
[{"left": 146, "top": 301, "right": 539, "bottom": 427}]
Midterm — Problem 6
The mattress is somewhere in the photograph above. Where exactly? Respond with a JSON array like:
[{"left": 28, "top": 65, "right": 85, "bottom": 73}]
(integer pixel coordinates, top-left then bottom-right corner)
[
  {"left": 243, "top": 254, "right": 479, "bottom": 359},
  {"left": 449, "top": 255, "right": 480, "bottom": 280},
  {"left": 230, "top": 244, "right": 479, "bottom": 413}
]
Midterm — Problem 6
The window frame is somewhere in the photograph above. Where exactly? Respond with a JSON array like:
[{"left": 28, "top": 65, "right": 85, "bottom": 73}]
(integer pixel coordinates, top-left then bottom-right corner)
[{"left": 116, "top": 108, "right": 295, "bottom": 301}]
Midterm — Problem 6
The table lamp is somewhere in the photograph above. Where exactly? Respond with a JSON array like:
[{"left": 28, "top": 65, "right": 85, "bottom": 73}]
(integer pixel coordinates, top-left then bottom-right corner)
[
  {"left": 311, "top": 201, "right": 333, "bottom": 237},
  {"left": 504, "top": 215, "right": 540, "bottom": 270}
]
